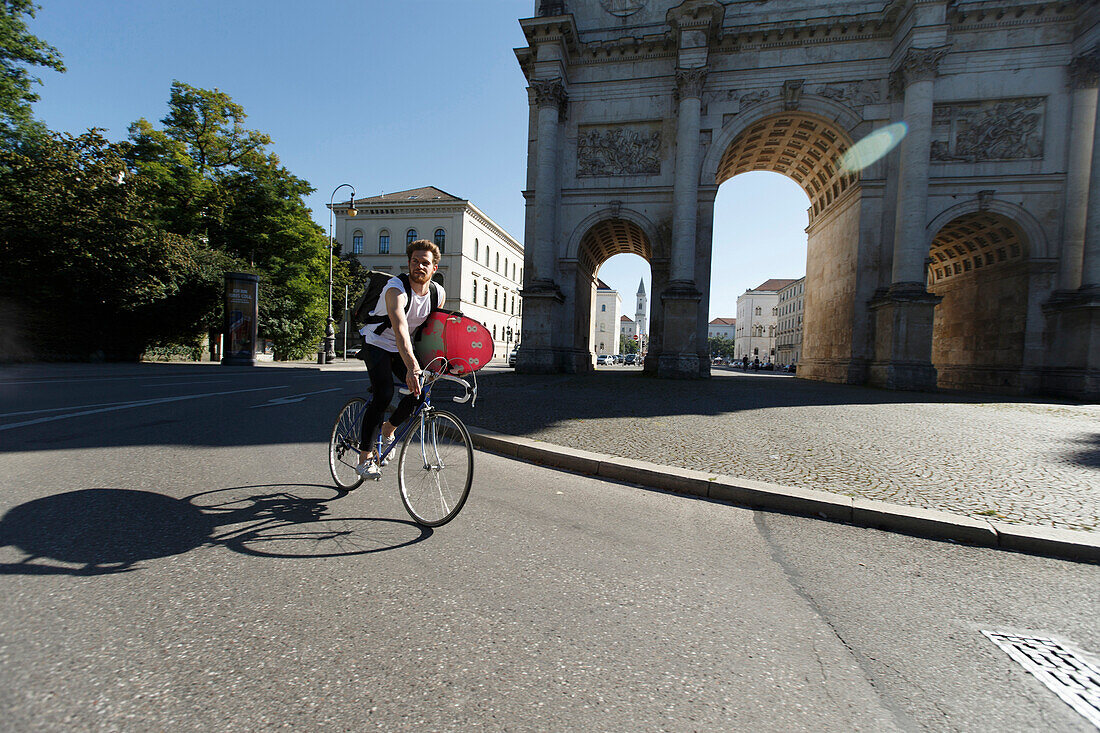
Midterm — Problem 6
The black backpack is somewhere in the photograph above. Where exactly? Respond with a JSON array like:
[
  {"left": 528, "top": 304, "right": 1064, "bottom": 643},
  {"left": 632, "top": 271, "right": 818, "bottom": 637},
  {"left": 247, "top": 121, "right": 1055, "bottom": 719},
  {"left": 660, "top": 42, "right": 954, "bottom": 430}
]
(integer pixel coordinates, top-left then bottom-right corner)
[{"left": 352, "top": 271, "right": 443, "bottom": 335}]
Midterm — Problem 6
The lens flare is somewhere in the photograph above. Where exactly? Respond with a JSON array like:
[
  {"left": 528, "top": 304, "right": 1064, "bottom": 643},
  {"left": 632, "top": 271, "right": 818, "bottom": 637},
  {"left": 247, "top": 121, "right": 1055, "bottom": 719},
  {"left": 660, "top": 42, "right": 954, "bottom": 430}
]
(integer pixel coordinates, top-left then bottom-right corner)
[{"left": 839, "top": 122, "right": 908, "bottom": 174}]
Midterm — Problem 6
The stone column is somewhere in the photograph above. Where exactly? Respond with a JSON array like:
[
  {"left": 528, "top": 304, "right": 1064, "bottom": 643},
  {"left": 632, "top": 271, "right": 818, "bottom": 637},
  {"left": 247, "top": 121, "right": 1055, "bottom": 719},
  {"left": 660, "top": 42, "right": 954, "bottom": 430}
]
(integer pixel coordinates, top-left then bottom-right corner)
[
  {"left": 657, "top": 68, "right": 707, "bottom": 378},
  {"left": 1061, "top": 52, "right": 1100, "bottom": 291},
  {"left": 1082, "top": 80, "right": 1100, "bottom": 290},
  {"left": 671, "top": 67, "right": 706, "bottom": 286},
  {"left": 890, "top": 47, "right": 946, "bottom": 286},
  {"left": 530, "top": 77, "right": 567, "bottom": 286},
  {"left": 516, "top": 78, "right": 568, "bottom": 374},
  {"left": 869, "top": 47, "right": 948, "bottom": 391}
]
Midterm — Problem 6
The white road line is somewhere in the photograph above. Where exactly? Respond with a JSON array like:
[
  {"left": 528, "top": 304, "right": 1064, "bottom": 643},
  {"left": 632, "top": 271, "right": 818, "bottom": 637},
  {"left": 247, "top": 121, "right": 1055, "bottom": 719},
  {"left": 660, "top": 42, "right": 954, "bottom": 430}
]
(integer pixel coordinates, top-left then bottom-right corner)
[
  {"left": 141, "top": 380, "right": 231, "bottom": 387},
  {"left": 0, "top": 374, "right": 236, "bottom": 386},
  {"left": 249, "top": 387, "right": 343, "bottom": 408},
  {"left": 0, "top": 385, "right": 288, "bottom": 431},
  {"left": 0, "top": 401, "right": 135, "bottom": 418}
]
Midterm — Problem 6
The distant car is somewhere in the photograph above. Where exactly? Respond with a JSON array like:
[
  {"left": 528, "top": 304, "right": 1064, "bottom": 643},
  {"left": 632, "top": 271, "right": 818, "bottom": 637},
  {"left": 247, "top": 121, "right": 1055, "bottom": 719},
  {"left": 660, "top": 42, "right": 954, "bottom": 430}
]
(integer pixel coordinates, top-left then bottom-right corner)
[
  {"left": 614, "top": 354, "right": 624, "bottom": 364},
  {"left": 624, "top": 354, "right": 637, "bottom": 365},
  {"left": 508, "top": 349, "right": 518, "bottom": 367},
  {"left": 597, "top": 354, "right": 610, "bottom": 365}
]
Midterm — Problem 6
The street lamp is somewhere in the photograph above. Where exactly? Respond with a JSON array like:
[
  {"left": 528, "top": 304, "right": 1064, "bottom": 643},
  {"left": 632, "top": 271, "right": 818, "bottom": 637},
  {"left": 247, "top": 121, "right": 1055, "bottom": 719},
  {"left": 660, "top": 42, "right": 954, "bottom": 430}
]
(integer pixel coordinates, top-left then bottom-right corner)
[{"left": 320, "top": 183, "right": 357, "bottom": 364}]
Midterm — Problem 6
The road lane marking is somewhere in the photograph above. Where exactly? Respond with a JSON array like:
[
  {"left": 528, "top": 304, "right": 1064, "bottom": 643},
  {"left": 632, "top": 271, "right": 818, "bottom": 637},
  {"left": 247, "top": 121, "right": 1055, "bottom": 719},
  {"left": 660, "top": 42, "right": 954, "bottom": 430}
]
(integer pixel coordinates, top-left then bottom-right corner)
[
  {"left": 249, "top": 387, "right": 343, "bottom": 408},
  {"left": 0, "top": 385, "right": 288, "bottom": 431},
  {"left": 141, "top": 380, "right": 231, "bottom": 387}
]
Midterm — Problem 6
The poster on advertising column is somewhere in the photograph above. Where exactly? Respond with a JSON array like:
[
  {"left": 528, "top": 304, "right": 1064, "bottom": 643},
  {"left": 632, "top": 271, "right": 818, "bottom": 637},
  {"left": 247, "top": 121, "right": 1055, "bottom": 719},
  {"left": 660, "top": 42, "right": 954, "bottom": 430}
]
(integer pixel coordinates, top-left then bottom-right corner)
[{"left": 222, "top": 272, "right": 259, "bottom": 366}]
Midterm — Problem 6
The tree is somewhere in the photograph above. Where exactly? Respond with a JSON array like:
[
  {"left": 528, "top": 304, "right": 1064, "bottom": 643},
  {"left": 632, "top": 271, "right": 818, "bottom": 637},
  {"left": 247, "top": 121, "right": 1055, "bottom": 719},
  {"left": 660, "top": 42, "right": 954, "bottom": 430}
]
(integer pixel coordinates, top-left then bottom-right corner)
[
  {"left": 708, "top": 335, "right": 735, "bottom": 359},
  {"left": 127, "top": 82, "right": 330, "bottom": 359},
  {"left": 0, "top": 0, "right": 65, "bottom": 143},
  {"left": 621, "top": 336, "right": 639, "bottom": 355},
  {"left": 0, "top": 130, "right": 232, "bottom": 359}
]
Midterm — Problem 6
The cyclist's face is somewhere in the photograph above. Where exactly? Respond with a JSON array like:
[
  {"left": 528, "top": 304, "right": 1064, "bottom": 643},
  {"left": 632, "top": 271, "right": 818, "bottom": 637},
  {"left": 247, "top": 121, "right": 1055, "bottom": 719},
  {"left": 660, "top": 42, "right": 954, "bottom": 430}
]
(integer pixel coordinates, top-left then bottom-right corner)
[{"left": 408, "top": 250, "right": 437, "bottom": 283}]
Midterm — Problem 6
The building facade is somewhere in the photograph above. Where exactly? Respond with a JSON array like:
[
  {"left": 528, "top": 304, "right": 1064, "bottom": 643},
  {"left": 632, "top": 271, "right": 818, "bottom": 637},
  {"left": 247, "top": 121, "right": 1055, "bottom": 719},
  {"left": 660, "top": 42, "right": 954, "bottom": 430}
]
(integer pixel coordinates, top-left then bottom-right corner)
[
  {"left": 333, "top": 186, "right": 523, "bottom": 361},
  {"left": 735, "top": 279, "right": 795, "bottom": 364},
  {"left": 515, "top": 0, "right": 1100, "bottom": 399},
  {"left": 593, "top": 280, "right": 622, "bottom": 355},
  {"left": 708, "top": 317, "right": 735, "bottom": 340},
  {"left": 776, "top": 277, "right": 806, "bottom": 366}
]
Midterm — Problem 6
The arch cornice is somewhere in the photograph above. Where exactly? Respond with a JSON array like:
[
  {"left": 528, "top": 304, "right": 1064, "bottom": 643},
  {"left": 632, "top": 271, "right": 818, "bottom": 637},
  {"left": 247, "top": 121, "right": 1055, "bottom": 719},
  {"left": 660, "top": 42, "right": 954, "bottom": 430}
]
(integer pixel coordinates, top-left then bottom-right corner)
[
  {"left": 701, "top": 96, "right": 863, "bottom": 186},
  {"left": 925, "top": 197, "right": 1049, "bottom": 260},
  {"left": 565, "top": 206, "right": 662, "bottom": 263}
]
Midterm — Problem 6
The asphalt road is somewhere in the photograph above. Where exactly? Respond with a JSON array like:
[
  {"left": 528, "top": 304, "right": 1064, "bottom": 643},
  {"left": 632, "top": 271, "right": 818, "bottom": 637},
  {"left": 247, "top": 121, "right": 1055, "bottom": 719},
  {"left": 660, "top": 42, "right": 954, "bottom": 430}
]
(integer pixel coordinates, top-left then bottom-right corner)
[{"left": 0, "top": 363, "right": 1097, "bottom": 731}]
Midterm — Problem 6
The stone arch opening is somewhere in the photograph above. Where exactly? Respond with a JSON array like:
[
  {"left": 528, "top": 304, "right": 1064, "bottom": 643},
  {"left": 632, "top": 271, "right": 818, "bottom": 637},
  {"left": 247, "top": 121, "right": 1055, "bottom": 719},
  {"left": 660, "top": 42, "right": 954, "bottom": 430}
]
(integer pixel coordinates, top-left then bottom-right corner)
[
  {"left": 711, "top": 111, "right": 863, "bottom": 382},
  {"left": 927, "top": 211, "right": 1030, "bottom": 392},
  {"left": 572, "top": 217, "right": 655, "bottom": 368},
  {"left": 715, "top": 112, "right": 857, "bottom": 221}
]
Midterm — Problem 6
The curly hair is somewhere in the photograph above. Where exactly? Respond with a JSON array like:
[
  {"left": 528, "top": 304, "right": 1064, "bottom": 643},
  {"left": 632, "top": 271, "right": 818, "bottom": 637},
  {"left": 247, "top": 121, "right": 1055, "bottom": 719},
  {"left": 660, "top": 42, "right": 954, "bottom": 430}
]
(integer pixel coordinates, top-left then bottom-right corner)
[{"left": 406, "top": 239, "right": 441, "bottom": 263}]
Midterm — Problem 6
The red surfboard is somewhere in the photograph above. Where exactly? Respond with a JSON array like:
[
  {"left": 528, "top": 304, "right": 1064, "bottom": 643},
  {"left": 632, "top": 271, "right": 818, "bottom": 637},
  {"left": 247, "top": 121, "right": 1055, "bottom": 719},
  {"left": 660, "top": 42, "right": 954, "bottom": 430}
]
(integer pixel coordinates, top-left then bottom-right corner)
[{"left": 413, "top": 312, "right": 494, "bottom": 375}]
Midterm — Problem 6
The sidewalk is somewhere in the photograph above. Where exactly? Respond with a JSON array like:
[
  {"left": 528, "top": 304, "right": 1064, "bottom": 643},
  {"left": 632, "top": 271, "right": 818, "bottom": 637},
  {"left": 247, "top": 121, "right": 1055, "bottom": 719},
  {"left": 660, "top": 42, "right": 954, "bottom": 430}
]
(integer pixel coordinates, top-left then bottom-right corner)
[{"left": 305, "top": 360, "right": 1100, "bottom": 557}]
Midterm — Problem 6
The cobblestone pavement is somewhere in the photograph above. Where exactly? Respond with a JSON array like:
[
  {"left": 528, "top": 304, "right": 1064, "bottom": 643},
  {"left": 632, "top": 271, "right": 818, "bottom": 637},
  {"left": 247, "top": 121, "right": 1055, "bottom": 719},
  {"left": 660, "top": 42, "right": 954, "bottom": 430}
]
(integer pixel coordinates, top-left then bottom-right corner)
[{"left": 444, "top": 367, "right": 1100, "bottom": 533}]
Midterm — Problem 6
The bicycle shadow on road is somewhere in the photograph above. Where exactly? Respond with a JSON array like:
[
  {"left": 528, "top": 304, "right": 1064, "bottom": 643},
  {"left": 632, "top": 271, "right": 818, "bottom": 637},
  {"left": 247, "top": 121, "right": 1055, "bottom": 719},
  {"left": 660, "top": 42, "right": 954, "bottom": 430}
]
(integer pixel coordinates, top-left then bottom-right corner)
[{"left": 0, "top": 484, "right": 430, "bottom": 576}]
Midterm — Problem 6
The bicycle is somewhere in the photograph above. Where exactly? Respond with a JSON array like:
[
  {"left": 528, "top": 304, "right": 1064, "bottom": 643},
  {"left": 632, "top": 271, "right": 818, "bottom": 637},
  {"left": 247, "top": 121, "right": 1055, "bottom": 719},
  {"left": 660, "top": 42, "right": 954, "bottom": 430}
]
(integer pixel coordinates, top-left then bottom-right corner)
[{"left": 328, "top": 358, "right": 477, "bottom": 527}]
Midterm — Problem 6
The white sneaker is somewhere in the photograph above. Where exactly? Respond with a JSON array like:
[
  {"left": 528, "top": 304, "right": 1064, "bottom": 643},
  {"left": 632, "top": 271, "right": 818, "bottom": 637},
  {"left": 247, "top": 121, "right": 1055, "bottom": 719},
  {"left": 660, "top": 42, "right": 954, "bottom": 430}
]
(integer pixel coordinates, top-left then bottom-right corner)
[
  {"left": 355, "top": 459, "right": 382, "bottom": 480},
  {"left": 379, "top": 435, "right": 396, "bottom": 466}
]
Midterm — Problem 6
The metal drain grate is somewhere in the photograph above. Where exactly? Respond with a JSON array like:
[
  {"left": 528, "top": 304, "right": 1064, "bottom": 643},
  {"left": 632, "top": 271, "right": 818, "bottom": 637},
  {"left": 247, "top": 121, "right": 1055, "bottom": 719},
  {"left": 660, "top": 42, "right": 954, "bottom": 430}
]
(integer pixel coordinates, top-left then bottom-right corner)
[{"left": 982, "top": 631, "right": 1100, "bottom": 729}]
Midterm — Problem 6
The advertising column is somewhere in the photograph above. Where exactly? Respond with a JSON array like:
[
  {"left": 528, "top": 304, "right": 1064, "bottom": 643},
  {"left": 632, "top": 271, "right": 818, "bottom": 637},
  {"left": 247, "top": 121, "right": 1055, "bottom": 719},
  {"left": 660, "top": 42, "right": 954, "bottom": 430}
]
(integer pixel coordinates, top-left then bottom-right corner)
[{"left": 222, "top": 272, "right": 259, "bottom": 366}]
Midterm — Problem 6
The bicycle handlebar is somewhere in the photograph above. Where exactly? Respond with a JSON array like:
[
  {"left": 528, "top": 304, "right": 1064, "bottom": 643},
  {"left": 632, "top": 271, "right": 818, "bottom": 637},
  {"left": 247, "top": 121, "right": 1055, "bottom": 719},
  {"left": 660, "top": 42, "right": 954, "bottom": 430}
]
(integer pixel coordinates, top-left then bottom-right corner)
[{"left": 397, "top": 368, "right": 477, "bottom": 407}]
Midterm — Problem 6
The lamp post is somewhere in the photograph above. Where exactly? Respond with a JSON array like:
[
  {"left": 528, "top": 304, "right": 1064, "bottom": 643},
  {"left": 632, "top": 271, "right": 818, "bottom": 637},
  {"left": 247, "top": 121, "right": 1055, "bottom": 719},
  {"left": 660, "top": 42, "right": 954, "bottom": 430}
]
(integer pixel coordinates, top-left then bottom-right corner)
[{"left": 320, "top": 183, "right": 357, "bottom": 364}]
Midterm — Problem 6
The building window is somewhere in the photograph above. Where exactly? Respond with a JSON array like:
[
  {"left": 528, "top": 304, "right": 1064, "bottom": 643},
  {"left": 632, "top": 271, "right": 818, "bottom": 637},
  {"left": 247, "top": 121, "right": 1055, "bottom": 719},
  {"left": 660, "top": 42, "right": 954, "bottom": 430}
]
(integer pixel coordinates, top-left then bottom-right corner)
[
  {"left": 496, "top": 252, "right": 500, "bottom": 271},
  {"left": 601, "top": 304, "right": 606, "bottom": 312},
  {"left": 494, "top": 290, "right": 499, "bottom": 310},
  {"left": 472, "top": 280, "right": 478, "bottom": 303},
  {"left": 755, "top": 306, "right": 761, "bottom": 315},
  {"left": 484, "top": 284, "right": 488, "bottom": 305},
  {"left": 493, "top": 325, "right": 497, "bottom": 339},
  {"left": 434, "top": 228, "right": 446, "bottom": 253},
  {"left": 352, "top": 232, "right": 363, "bottom": 254},
  {"left": 486, "top": 247, "right": 490, "bottom": 266},
  {"left": 378, "top": 231, "right": 390, "bottom": 254},
  {"left": 475, "top": 239, "right": 479, "bottom": 260},
  {"left": 406, "top": 229, "right": 418, "bottom": 245},
  {"left": 504, "top": 257, "right": 508, "bottom": 277}
]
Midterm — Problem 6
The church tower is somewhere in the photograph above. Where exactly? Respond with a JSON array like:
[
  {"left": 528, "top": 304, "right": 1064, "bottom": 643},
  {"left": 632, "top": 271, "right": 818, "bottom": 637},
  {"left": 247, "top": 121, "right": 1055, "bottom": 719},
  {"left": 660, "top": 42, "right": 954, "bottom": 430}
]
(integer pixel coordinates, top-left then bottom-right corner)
[{"left": 635, "top": 279, "right": 647, "bottom": 337}]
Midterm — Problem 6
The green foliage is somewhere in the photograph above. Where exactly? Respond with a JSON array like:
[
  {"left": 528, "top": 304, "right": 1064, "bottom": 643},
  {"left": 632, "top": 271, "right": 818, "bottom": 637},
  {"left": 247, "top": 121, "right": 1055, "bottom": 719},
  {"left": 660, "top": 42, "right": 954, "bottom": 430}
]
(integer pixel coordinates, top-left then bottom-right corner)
[
  {"left": 0, "top": 0, "right": 65, "bottom": 142},
  {"left": 0, "top": 130, "right": 233, "bottom": 359},
  {"left": 621, "top": 337, "right": 639, "bottom": 354},
  {"left": 708, "top": 335, "right": 735, "bottom": 359},
  {"left": 125, "top": 81, "right": 329, "bottom": 359}
]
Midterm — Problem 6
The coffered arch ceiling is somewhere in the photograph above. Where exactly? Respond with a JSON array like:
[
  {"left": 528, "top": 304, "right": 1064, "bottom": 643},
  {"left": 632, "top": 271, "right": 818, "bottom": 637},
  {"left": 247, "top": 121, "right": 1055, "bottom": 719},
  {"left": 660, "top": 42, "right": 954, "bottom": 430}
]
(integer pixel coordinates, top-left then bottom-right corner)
[
  {"left": 927, "top": 212, "right": 1027, "bottom": 287},
  {"left": 577, "top": 218, "right": 652, "bottom": 277},
  {"left": 715, "top": 113, "right": 857, "bottom": 221}
]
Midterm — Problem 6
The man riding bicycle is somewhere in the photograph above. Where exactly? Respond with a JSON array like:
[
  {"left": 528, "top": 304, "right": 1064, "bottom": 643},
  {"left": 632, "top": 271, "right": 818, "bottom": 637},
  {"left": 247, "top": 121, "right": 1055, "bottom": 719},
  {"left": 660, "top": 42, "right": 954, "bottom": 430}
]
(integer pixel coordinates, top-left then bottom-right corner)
[{"left": 356, "top": 239, "right": 445, "bottom": 479}]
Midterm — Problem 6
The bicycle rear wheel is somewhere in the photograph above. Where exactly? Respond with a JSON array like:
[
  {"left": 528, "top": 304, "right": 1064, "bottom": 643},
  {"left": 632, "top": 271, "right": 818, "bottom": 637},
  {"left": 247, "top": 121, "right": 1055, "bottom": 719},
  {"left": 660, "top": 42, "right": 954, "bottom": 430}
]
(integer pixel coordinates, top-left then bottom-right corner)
[
  {"left": 329, "top": 398, "right": 366, "bottom": 490},
  {"left": 397, "top": 409, "right": 473, "bottom": 526}
]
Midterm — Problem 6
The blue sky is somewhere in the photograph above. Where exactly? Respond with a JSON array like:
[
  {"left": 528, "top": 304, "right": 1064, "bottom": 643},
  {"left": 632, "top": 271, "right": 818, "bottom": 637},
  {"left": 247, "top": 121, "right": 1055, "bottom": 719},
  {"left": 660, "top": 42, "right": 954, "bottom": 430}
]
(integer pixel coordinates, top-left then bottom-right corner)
[{"left": 27, "top": 0, "right": 809, "bottom": 322}]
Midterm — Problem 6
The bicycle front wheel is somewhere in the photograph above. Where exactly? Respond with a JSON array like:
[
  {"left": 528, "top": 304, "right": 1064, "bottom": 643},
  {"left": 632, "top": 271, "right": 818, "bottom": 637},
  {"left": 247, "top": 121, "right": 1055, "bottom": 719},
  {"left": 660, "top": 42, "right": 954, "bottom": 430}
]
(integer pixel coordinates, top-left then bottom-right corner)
[
  {"left": 329, "top": 397, "right": 366, "bottom": 490},
  {"left": 397, "top": 409, "right": 473, "bottom": 526}
]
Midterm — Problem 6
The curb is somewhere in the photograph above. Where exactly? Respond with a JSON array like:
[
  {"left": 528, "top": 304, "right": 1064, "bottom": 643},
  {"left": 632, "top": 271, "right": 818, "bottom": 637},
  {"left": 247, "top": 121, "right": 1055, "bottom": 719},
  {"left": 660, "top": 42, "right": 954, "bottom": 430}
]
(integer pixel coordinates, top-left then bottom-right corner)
[{"left": 466, "top": 426, "right": 1100, "bottom": 565}]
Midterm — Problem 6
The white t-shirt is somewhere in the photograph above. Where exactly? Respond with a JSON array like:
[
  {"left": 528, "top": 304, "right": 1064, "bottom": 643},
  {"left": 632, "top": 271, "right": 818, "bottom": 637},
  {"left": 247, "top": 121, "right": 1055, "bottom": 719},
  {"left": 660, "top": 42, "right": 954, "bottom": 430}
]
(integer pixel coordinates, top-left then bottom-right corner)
[{"left": 359, "top": 277, "right": 445, "bottom": 353}]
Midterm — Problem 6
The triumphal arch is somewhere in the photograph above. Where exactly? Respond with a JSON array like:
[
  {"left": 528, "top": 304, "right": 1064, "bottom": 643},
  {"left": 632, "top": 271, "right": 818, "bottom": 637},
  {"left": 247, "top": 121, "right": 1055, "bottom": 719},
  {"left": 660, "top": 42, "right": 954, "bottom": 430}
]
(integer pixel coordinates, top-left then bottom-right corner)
[{"left": 514, "top": 0, "right": 1100, "bottom": 399}]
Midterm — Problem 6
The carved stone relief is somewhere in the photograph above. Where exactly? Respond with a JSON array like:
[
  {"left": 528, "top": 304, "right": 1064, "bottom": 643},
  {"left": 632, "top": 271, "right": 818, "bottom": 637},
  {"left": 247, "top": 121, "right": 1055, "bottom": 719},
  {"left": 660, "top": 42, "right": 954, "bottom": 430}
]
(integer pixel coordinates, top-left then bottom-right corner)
[
  {"left": 578, "top": 122, "right": 662, "bottom": 177},
  {"left": 738, "top": 88, "right": 770, "bottom": 107},
  {"left": 930, "top": 97, "right": 1045, "bottom": 163},
  {"left": 814, "top": 79, "right": 881, "bottom": 107}
]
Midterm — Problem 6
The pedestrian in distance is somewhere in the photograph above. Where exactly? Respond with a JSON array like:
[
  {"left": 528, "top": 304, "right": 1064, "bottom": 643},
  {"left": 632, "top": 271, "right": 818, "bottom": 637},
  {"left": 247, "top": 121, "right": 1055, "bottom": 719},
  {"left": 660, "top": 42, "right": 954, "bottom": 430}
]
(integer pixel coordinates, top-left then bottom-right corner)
[{"left": 356, "top": 240, "right": 446, "bottom": 478}]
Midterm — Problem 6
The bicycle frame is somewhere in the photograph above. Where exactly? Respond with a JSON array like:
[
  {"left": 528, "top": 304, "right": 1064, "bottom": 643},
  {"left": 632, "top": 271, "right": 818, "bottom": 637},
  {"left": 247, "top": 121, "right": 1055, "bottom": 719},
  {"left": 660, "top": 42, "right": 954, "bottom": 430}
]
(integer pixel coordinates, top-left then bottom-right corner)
[{"left": 371, "top": 360, "right": 475, "bottom": 466}]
